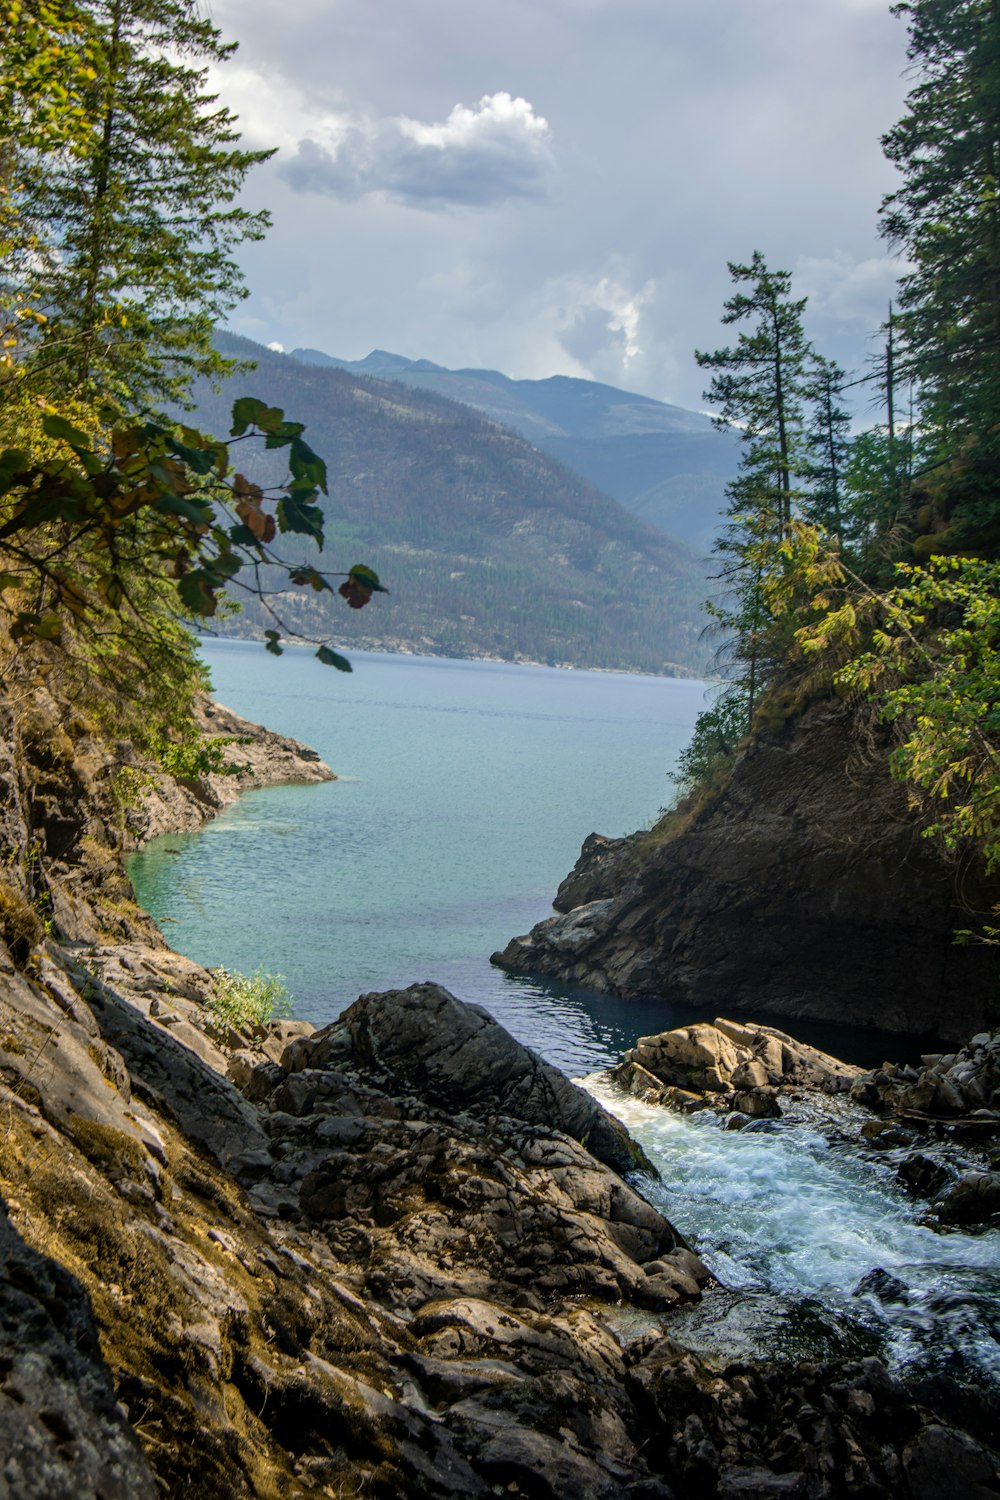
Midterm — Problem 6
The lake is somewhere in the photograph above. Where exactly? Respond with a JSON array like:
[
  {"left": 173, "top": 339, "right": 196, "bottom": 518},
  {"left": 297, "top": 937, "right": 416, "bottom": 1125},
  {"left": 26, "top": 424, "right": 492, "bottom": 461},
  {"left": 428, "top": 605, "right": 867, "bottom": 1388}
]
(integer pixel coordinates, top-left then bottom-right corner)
[{"left": 130, "top": 640, "right": 711, "bottom": 1074}]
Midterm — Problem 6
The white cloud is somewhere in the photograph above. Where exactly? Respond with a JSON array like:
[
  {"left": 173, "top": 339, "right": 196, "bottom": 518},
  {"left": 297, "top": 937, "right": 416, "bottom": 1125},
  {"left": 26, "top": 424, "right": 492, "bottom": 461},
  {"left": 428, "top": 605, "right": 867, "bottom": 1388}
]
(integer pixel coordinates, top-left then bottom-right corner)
[
  {"left": 795, "top": 251, "right": 911, "bottom": 325},
  {"left": 557, "top": 273, "right": 655, "bottom": 373},
  {"left": 278, "top": 91, "right": 554, "bottom": 209},
  {"left": 206, "top": 0, "right": 912, "bottom": 409},
  {"left": 267, "top": 340, "right": 285, "bottom": 352}
]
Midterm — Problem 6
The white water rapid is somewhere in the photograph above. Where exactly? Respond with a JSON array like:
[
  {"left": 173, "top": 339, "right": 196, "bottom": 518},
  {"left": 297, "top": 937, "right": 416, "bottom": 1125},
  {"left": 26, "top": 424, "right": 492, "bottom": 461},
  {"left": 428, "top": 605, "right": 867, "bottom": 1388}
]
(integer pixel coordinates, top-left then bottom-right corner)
[{"left": 588, "top": 1079, "right": 1000, "bottom": 1386}]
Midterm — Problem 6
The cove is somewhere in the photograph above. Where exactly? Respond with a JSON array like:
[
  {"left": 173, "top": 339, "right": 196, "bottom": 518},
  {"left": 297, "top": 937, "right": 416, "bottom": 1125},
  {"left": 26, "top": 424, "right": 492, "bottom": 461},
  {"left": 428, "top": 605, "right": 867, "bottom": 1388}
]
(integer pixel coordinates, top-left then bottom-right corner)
[
  {"left": 131, "top": 640, "right": 915, "bottom": 1075},
  {"left": 130, "top": 640, "right": 1000, "bottom": 1389},
  {"left": 131, "top": 640, "right": 717, "bottom": 1072}
]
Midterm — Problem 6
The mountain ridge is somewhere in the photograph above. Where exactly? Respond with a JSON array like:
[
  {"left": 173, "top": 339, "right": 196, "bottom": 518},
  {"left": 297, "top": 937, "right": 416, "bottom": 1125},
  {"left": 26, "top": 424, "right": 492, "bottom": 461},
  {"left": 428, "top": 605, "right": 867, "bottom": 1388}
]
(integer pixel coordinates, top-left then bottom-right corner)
[
  {"left": 286, "top": 344, "right": 739, "bottom": 553},
  {"left": 191, "top": 332, "right": 713, "bottom": 676}
]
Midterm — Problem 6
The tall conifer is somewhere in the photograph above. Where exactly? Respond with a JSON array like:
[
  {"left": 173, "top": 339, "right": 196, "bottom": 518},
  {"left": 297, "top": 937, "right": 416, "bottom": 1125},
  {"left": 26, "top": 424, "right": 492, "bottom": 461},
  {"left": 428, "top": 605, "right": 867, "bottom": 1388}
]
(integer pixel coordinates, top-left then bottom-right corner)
[
  {"left": 696, "top": 253, "right": 812, "bottom": 722},
  {"left": 18, "top": 0, "right": 272, "bottom": 410},
  {"left": 802, "top": 355, "right": 852, "bottom": 545},
  {"left": 882, "top": 0, "right": 1000, "bottom": 542}
]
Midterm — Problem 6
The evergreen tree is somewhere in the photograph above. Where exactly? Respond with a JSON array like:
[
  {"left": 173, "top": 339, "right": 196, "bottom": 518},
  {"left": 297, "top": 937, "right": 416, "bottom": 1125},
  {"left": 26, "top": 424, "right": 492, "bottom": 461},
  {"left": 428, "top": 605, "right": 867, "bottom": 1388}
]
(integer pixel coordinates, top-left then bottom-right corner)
[
  {"left": 696, "top": 253, "right": 812, "bottom": 723},
  {"left": 16, "top": 0, "right": 272, "bottom": 410},
  {"left": 801, "top": 354, "right": 852, "bottom": 544},
  {"left": 696, "top": 252, "right": 811, "bottom": 540},
  {"left": 881, "top": 0, "right": 1000, "bottom": 545}
]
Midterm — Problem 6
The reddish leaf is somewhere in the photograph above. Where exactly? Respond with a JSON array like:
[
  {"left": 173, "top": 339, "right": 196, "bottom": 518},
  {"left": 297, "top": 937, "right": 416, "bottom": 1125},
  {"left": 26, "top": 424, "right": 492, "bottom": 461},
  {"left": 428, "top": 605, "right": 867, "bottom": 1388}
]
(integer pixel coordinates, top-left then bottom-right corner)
[{"left": 339, "top": 578, "right": 372, "bottom": 609}]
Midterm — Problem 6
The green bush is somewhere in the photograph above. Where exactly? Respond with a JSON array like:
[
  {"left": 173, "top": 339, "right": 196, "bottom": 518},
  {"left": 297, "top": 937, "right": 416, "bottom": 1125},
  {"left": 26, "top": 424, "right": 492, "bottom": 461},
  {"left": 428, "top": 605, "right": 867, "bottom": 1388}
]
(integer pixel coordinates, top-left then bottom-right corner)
[
  {"left": 207, "top": 967, "right": 292, "bottom": 1032},
  {"left": 155, "top": 733, "right": 250, "bottom": 782},
  {"left": 671, "top": 685, "right": 750, "bottom": 796}
]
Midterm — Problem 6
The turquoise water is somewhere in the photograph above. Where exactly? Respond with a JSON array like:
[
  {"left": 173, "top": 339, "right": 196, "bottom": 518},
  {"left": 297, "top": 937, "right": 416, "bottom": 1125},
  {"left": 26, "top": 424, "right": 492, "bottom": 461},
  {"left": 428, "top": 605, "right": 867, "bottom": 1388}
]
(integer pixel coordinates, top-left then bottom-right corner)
[
  {"left": 130, "top": 641, "right": 709, "bottom": 1073},
  {"left": 130, "top": 641, "right": 1000, "bottom": 1385}
]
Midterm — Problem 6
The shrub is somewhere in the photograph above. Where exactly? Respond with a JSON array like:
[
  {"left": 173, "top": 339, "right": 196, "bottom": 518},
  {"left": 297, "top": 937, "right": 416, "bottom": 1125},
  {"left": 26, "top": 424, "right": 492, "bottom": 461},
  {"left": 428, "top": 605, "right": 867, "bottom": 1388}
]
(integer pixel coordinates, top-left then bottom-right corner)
[
  {"left": 671, "top": 685, "right": 750, "bottom": 797},
  {"left": 207, "top": 967, "right": 292, "bottom": 1032}
]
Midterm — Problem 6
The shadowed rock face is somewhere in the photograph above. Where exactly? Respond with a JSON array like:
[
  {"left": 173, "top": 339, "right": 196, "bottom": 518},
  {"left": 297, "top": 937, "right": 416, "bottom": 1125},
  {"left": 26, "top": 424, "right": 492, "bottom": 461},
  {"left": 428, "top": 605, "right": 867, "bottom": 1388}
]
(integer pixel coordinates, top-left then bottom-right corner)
[
  {"left": 0, "top": 1202, "right": 156, "bottom": 1500},
  {"left": 493, "top": 698, "right": 1000, "bottom": 1042},
  {"left": 284, "top": 982, "right": 653, "bottom": 1176}
]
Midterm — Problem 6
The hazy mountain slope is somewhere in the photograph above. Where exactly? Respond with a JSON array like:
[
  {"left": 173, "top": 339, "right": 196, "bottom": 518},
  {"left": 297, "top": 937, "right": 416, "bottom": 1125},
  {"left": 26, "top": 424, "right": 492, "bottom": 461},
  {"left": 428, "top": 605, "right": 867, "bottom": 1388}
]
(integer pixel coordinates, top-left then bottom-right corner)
[
  {"left": 290, "top": 346, "right": 738, "bottom": 555},
  {"left": 190, "top": 333, "right": 711, "bottom": 674}
]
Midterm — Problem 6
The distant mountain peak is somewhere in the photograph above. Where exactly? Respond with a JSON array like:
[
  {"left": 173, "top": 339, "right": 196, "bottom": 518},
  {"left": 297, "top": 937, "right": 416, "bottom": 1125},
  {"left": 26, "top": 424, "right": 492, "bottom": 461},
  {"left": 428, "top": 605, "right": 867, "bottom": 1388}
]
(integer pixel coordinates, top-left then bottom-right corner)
[
  {"left": 197, "top": 329, "right": 715, "bottom": 675},
  {"left": 281, "top": 339, "right": 737, "bottom": 553}
]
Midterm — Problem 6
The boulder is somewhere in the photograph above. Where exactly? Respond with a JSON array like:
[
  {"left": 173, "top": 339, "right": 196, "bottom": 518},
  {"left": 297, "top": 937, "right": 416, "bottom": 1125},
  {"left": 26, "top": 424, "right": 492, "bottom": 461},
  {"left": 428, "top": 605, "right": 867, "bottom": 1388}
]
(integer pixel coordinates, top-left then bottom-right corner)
[
  {"left": 854, "top": 1031, "right": 1000, "bottom": 1124},
  {"left": 933, "top": 1171, "right": 1000, "bottom": 1227},
  {"left": 282, "top": 982, "right": 652, "bottom": 1177},
  {"left": 612, "top": 1017, "right": 858, "bottom": 1113}
]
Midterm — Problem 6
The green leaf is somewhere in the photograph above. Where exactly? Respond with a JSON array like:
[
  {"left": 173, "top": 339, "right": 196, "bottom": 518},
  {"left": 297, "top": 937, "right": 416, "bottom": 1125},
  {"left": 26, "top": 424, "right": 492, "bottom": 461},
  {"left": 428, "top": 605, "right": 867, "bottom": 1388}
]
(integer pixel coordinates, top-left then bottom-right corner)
[
  {"left": 41, "top": 413, "right": 92, "bottom": 450},
  {"left": 316, "top": 644, "right": 352, "bottom": 672},
  {"left": 227, "top": 522, "right": 259, "bottom": 547},
  {"left": 277, "top": 494, "right": 325, "bottom": 544},
  {"left": 33, "top": 613, "right": 62, "bottom": 642},
  {"left": 288, "top": 437, "right": 328, "bottom": 493},
  {"left": 99, "top": 575, "right": 124, "bottom": 610},
  {"left": 0, "top": 450, "right": 30, "bottom": 489},
  {"left": 177, "top": 571, "right": 218, "bottom": 617},
  {"left": 0, "top": 573, "right": 22, "bottom": 591},
  {"left": 264, "top": 629, "right": 283, "bottom": 657},
  {"left": 348, "top": 563, "right": 388, "bottom": 593},
  {"left": 153, "top": 493, "right": 213, "bottom": 526},
  {"left": 229, "top": 397, "right": 271, "bottom": 437},
  {"left": 207, "top": 552, "right": 243, "bottom": 582},
  {"left": 262, "top": 420, "right": 305, "bottom": 445},
  {"left": 10, "top": 612, "right": 42, "bottom": 642},
  {"left": 252, "top": 404, "right": 288, "bottom": 435},
  {"left": 169, "top": 437, "right": 218, "bottom": 475}
]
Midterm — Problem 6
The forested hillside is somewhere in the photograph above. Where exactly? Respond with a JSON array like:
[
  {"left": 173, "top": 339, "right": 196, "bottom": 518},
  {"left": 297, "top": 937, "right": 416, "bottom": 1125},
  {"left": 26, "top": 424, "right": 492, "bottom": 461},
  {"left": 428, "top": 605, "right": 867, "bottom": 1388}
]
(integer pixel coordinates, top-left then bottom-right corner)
[
  {"left": 188, "top": 333, "right": 712, "bottom": 673},
  {"left": 290, "top": 345, "right": 739, "bottom": 555}
]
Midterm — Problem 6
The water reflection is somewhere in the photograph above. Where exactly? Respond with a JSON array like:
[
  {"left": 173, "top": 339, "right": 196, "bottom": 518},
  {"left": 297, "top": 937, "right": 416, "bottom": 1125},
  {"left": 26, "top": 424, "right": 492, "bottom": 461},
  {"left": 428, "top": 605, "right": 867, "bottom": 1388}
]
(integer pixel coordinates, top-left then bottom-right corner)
[{"left": 478, "top": 972, "right": 933, "bottom": 1079}]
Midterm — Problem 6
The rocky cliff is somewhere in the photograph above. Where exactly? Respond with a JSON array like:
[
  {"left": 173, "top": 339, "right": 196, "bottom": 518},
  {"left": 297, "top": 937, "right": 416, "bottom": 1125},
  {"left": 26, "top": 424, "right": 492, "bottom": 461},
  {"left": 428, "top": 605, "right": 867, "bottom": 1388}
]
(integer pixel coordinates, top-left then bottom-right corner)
[
  {"left": 1, "top": 661, "right": 998, "bottom": 1498},
  {"left": 493, "top": 696, "right": 1000, "bottom": 1043}
]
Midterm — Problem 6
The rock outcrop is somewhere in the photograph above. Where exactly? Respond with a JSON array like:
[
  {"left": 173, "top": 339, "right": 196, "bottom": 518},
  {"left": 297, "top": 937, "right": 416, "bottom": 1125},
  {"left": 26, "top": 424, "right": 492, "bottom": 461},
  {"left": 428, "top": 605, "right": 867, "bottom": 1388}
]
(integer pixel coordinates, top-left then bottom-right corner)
[
  {"left": 612, "top": 1016, "right": 860, "bottom": 1118},
  {"left": 852, "top": 1029, "right": 1000, "bottom": 1124},
  {"left": 124, "top": 695, "right": 335, "bottom": 842},
  {"left": 4, "top": 937, "right": 997, "bottom": 1498},
  {"left": 492, "top": 696, "right": 1000, "bottom": 1042},
  {"left": 1, "top": 930, "right": 712, "bottom": 1497}
]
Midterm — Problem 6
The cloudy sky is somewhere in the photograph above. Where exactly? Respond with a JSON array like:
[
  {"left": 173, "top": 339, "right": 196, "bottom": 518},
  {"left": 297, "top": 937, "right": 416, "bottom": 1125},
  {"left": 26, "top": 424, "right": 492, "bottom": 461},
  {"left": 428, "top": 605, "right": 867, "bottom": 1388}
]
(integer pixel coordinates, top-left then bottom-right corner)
[{"left": 209, "top": 0, "right": 912, "bottom": 413}]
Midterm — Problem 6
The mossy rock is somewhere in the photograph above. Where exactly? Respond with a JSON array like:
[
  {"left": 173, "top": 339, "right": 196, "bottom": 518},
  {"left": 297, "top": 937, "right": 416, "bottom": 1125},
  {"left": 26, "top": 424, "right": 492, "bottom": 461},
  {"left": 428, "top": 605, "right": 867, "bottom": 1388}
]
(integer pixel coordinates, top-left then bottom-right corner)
[
  {"left": 912, "top": 529, "right": 953, "bottom": 560},
  {"left": 69, "top": 1115, "right": 145, "bottom": 1176},
  {"left": 0, "top": 879, "right": 44, "bottom": 967}
]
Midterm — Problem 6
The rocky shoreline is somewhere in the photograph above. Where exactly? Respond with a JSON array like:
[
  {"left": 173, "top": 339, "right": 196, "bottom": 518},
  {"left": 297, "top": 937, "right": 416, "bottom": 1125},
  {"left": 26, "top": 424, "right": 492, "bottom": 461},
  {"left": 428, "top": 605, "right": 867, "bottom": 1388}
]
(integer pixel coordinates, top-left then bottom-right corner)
[
  {"left": 126, "top": 694, "right": 335, "bottom": 843},
  {"left": 0, "top": 681, "right": 998, "bottom": 1496},
  {"left": 491, "top": 698, "right": 1000, "bottom": 1043}
]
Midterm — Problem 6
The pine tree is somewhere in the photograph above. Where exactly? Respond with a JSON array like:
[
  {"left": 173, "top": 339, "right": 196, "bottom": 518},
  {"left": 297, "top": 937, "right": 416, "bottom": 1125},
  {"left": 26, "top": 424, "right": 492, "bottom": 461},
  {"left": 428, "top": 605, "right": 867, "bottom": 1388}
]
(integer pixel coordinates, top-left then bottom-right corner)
[
  {"left": 881, "top": 0, "right": 1000, "bottom": 544},
  {"left": 17, "top": 0, "right": 272, "bottom": 410},
  {"left": 696, "top": 253, "right": 812, "bottom": 722},
  {"left": 801, "top": 354, "right": 852, "bottom": 544},
  {"left": 696, "top": 251, "right": 811, "bottom": 540}
]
